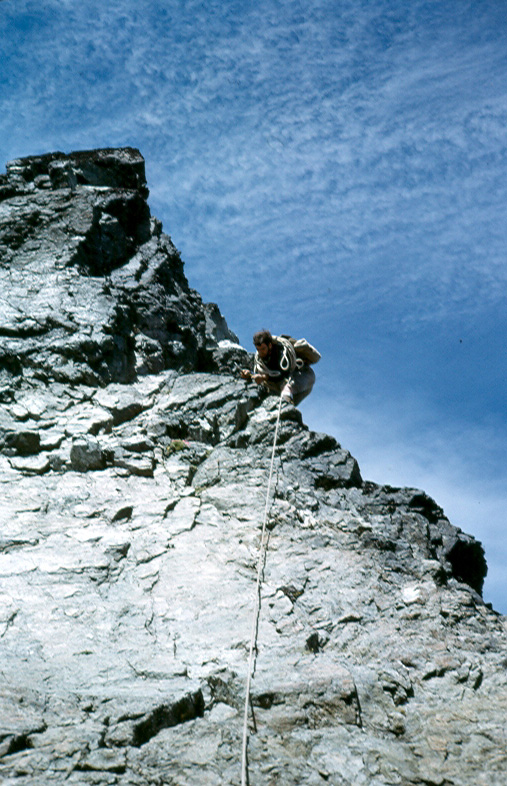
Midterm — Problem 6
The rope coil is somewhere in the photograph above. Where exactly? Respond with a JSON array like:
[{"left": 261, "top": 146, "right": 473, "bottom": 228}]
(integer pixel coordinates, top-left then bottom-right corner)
[{"left": 240, "top": 394, "right": 284, "bottom": 786}]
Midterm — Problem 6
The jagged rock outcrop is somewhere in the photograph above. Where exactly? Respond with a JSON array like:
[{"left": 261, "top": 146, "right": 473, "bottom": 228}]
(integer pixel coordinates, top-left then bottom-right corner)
[
  {"left": 0, "top": 147, "right": 245, "bottom": 387},
  {"left": 0, "top": 149, "right": 505, "bottom": 786}
]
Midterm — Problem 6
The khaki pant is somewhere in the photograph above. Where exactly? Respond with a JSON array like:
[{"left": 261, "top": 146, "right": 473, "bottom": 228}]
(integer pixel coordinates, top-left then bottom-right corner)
[{"left": 271, "top": 365, "right": 316, "bottom": 405}]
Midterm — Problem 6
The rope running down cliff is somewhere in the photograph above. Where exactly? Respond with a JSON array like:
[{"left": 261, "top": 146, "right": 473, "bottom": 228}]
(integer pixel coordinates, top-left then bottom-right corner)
[{"left": 241, "top": 393, "right": 284, "bottom": 786}]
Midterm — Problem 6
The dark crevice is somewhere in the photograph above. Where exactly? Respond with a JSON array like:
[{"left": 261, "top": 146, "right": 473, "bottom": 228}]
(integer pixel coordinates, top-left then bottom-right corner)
[
  {"left": 131, "top": 690, "right": 204, "bottom": 746},
  {"left": 408, "top": 493, "right": 444, "bottom": 524},
  {"left": 0, "top": 724, "right": 47, "bottom": 757},
  {"left": 446, "top": 538, "right": 487, "bottom": 595}
]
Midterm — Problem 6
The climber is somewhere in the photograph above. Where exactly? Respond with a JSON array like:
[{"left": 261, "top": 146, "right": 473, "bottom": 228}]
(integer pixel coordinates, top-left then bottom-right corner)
[{"left": 240, "top": 329, "right": 317, "bottom": 406}]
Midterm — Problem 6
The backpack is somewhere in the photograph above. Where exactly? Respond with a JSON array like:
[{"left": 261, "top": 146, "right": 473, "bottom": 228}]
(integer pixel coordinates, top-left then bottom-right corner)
[{"left": 281, "top": 335, "right": 321, "bottom": 365}]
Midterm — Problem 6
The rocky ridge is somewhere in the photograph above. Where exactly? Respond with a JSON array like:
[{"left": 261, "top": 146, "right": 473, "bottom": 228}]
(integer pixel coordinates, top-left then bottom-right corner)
[{"left": 0, "top": 149, "right": 505, "bottom": 785}]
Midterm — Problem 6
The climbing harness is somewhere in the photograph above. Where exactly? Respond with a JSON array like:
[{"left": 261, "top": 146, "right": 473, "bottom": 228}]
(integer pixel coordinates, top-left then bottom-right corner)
[{"left": 240, "top": 393, "right": 284, "bottom": 786}]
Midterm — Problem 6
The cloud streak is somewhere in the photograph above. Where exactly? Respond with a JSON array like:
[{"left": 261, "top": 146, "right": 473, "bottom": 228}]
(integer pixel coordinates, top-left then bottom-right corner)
[{"left": 1, "top": 0, "right": 506, "bottom": 611}]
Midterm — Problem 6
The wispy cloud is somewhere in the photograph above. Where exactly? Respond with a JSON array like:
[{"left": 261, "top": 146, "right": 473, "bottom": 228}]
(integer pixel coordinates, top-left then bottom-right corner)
[{"left": 1, "top": 0, "right": 505, "bottom": 610}]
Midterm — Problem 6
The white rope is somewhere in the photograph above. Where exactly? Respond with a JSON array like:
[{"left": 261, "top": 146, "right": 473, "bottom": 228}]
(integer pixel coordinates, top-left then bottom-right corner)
[
  {"left": 240, "top": 393, "right": 284, "bottom": 786},
  {"left": 254, "top": 336, "right": 297, "bottom": 379}
]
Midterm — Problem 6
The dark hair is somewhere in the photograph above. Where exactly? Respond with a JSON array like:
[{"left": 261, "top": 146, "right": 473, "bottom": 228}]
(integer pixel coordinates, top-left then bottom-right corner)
[{"left": 253, "top": 329, "right": 273, "bottom": 347}]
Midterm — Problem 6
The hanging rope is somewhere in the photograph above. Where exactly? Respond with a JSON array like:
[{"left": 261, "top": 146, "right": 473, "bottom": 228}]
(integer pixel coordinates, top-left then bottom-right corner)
[{"left": 240, "top": 393, "right": 284, "bottom": 786}]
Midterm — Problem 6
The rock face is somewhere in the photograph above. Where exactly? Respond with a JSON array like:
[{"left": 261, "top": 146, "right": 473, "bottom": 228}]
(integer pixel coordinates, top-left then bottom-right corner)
[
  {"left": 0, "top": 149, "right": 505, "bottom": 786},
  {"left": 0, "top": 147, "right": 244, "bottom": 386}
]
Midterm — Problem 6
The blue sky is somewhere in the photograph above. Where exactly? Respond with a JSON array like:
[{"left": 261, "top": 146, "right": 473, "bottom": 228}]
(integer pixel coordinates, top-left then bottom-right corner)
[{"left": 1, "top": 0, "right": 505, "bottom": 612}]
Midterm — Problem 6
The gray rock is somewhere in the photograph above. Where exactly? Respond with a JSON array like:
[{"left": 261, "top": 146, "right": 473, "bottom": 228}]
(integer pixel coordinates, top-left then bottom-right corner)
[
  {"left": 70, "top": 436, "right": 106, "bottom": 471},
  {"left": 4, "top": 429, "right": 40, "bottom": 455},
  {"left": 0, "top": 148, "right": 505, "bottom": 786},
  {"left": 8, "top": 454, "right": 50, "bottom": 475},
  {"left": 0, "top": 147, "right": 238, "bottom": 387}
]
